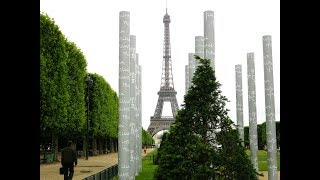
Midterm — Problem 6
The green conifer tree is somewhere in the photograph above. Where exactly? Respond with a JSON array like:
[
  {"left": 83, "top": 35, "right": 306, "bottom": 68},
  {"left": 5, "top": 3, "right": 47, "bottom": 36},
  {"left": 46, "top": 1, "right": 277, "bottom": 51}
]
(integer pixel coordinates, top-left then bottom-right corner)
[{"left": 155, "top": 55, "right": 258, "bottom": 179}]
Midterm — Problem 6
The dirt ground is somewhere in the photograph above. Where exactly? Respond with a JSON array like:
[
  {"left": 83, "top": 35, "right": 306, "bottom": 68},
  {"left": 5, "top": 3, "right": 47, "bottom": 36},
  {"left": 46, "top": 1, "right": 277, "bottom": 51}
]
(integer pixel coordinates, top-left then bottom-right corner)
[{"left": 40, "top": 148, "right": 155, "bottom": 180}]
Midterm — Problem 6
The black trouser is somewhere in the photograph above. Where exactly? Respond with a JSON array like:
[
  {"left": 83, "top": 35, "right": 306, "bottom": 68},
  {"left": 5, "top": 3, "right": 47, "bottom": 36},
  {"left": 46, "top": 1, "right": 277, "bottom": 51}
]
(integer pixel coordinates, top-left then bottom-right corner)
[{"left": 62, "top": 163, "right": 74, "bottom": 180}]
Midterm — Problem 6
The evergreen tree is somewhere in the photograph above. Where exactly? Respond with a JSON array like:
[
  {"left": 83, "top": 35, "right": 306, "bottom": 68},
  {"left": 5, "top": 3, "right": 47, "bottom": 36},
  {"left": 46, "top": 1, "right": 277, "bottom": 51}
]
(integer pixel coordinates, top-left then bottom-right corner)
[{"left": 155, "top": 55, "right": 258, "bottom": 179}]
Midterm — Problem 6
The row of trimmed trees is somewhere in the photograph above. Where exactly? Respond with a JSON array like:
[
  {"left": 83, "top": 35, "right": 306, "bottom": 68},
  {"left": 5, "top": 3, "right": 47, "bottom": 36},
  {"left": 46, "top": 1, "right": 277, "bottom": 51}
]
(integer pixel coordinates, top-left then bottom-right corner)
[
  {"left": 142, "top": 128, "right": 155, "bottom": 147},
  {"left": 244, "top": 121, "right": 280, "bottom": 150},
  {"left": 40, "top": 13, "right": 118, "bottom": 160}
]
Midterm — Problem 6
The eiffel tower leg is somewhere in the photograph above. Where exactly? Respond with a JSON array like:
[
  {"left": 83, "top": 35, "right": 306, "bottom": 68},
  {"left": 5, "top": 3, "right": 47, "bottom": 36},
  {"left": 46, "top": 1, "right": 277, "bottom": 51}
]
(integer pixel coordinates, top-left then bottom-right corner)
[
  {"left": 170, "top": 98, "right": 179, "bottom": 117},
  {"left": 153, "top": 98, "right": 164, "bottom": 118}
]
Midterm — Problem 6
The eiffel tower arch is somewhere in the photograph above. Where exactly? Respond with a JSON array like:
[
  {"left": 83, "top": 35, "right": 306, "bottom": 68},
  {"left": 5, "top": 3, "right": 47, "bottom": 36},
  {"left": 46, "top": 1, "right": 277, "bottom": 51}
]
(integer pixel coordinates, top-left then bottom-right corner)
[{"left": 148, "top": 9, "right": 179, "bottom": 137}]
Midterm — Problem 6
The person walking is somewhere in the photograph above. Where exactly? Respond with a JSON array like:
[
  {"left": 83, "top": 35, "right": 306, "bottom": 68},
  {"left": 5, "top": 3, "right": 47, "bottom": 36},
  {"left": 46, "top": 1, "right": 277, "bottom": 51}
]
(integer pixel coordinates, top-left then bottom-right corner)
[
  {"left": 144, "top": 146, "right": 147, "bottom": 154},
  {"left": 61, "top": 141, "right": 77, "bottom": 180}
]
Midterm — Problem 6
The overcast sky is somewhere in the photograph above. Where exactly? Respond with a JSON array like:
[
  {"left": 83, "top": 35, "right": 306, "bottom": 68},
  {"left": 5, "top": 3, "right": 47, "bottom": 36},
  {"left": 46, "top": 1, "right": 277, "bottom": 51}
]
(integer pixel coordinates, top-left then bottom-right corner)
[{"left": 40, "top": 0, "right": 280, "bottom": 130}]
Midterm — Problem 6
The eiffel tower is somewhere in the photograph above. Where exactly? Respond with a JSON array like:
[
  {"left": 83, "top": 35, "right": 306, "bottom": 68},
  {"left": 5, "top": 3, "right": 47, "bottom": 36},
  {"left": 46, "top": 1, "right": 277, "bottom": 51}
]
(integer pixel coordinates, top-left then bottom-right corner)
[{"left": 147, "top": 8, "right": 179, "bottom": 137}]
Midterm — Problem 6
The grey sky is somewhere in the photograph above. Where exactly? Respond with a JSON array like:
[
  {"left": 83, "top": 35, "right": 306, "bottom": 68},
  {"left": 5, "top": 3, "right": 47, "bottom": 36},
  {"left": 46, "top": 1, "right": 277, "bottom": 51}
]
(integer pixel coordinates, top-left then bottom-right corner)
[{"left": 40, "top": 0, "right": 280, "bottom": 130}]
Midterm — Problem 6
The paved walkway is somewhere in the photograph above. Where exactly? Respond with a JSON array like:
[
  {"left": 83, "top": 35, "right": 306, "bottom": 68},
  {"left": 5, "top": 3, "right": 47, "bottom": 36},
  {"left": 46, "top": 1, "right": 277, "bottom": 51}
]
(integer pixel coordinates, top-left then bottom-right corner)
[
  {"left": 259, "top": 171, "right": 280, "bottom": 180},
  {"left": 40, "top": 148, "right": 155, "bottom": 180}
]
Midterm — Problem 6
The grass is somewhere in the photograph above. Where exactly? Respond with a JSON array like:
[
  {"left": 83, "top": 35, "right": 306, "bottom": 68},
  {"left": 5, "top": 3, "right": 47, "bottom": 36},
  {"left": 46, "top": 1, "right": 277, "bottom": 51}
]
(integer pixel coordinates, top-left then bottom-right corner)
[
  {"left": 115, "top": 149, "right": 279, "bottom": 179},
  {"left": 135, "top": 149, "right": 158, "bottom": 180},
  {"left": 245, "top": 149, "right": 280, "bottom": 171}
]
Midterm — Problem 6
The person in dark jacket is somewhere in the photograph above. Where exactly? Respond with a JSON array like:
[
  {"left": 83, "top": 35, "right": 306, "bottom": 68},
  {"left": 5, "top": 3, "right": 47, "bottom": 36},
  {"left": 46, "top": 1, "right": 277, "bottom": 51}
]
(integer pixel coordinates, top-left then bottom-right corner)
[{"left": 61, "top": 141, "right": 77, "bottom": 180}]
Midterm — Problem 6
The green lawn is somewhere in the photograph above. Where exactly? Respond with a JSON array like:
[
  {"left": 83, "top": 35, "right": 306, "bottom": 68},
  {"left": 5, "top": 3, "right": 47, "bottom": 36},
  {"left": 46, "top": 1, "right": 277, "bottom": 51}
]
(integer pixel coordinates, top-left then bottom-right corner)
[
  {"left": 116, "top": 149, "right": 278, "bottom": 179},
  {"left": 245, "top": 149, "right": 280, "bottom": 171},
  {"left": 135, "top": 149, "right": 158, "bottom": 180}
]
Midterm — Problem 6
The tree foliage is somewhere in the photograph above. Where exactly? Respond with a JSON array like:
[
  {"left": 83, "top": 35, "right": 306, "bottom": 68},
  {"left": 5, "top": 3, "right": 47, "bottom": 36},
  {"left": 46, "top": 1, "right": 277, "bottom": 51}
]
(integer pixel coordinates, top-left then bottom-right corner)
[
  {"left": 109, "top": 91, "right": 119, "bottom": 139},
  {"left": 155, "top": 55, "right": 258, "bottom": 180},
  {"left": 276, "top": 121, "right": 280, "bottom": 148},
  {"left": 244, "top": 121, "right": 280, "bottom": 150},
  {"left": 142, "top": 128, "right": 154, "bottom": 146},
  {"left": 40, "top": 12, "right": 118, "bottom": 153},
  {"left": 244, "top": 126, "right": 250, "bottom": 148},
  {"left": 40, "top": 13, "right": 69, "bottom": 137},
  {"left": 65, "top": 40, "right": 87, "bottom": 138},
  {"left": 257, "top": 124, "right": 264, "bottom": 150},
  {"left": 87, "top": 73, "right": 118, "bottom": 139}
]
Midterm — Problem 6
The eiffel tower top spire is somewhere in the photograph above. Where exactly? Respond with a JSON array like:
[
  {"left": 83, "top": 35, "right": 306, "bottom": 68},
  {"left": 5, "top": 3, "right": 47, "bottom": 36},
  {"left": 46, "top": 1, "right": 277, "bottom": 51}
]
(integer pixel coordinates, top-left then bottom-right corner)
[
  {"left": 166, "top": 0, "right": 168, "bottom": 14},
  {"left": 161, "top": 4, "right": 174, "bottom": 89}
]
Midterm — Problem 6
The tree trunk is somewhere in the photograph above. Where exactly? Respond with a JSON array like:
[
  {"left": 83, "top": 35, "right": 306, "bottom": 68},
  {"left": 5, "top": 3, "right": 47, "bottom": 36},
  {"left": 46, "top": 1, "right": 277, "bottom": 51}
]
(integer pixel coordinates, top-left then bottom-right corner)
[
  {"left": 115, "top": 139, "right": 118, "bottom": 152},
  {"left": 52, "top": 132, "right": 59, "bottom": 161},
  {"left": 92, "top": 138, "right": 97, "bottom": 156},
  {"left": 105, "top": 138, "right": 108, "bottom": 153},
  {"left": 82, "top": 137, "right": 86, "bottom": 157},
  {"left": 98, "top": 138, "right": 103, "bottom": 155},
  {"left": 110, "top": 137, "right": 114, "bottom": 153},
  {"left": 114, "top": 139, "right": 117, "bottom": 152}
]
